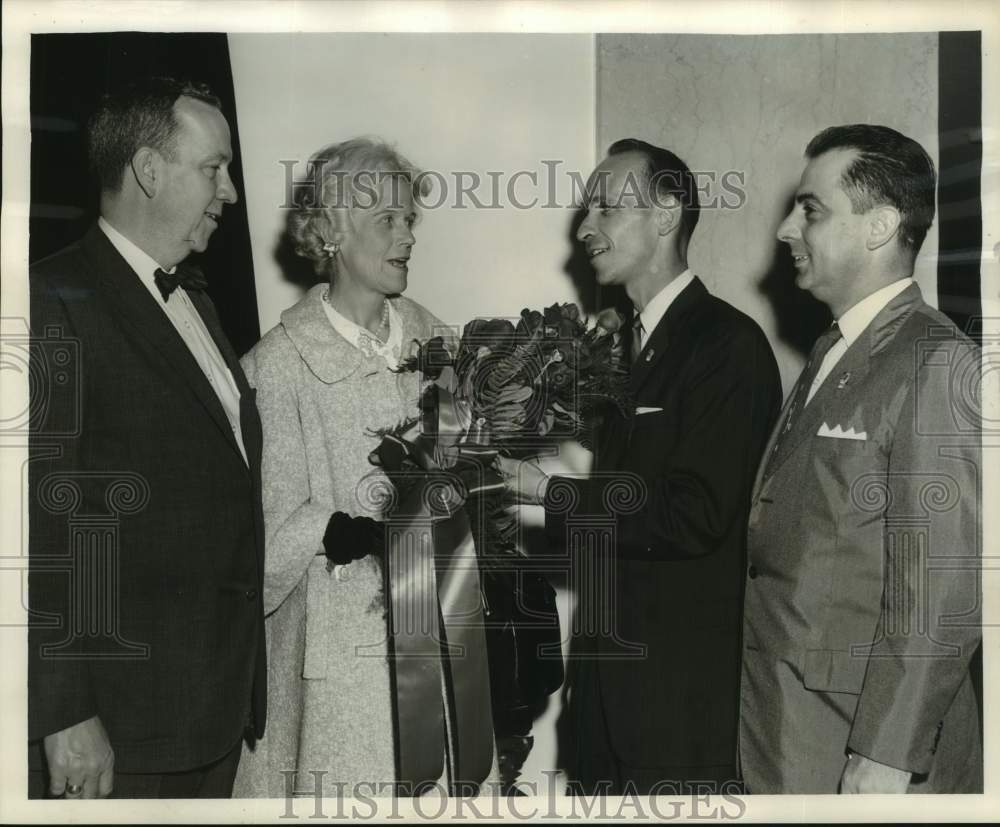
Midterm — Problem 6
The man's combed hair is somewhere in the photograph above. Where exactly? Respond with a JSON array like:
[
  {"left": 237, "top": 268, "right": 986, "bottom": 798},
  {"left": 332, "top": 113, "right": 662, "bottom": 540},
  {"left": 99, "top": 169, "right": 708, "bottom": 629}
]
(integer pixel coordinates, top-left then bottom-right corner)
[
  {"left": 87, "top": 76, "right": 222, "bottom": 193},
  {"left": 607, "top": 138, "right": 700, "bottom": 239},
  {"left": 806, "top": 124, "right": 936, "bottom": 254}
]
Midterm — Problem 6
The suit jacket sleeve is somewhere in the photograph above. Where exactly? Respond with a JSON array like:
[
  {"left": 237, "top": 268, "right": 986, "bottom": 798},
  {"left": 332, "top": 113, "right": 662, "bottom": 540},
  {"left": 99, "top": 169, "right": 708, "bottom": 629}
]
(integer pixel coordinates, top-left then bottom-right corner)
[
  {"left": 846, "top": 336, "right": 981, "bottom": 774},
  {"left": 548, "top": 324, "right": 781, "bottom": 561},
  {"left": 242, "top": 337, "right": 334, "bottom": 616},
  {"left": 28, "top": 273, "right": 98, "bottom": 741}
]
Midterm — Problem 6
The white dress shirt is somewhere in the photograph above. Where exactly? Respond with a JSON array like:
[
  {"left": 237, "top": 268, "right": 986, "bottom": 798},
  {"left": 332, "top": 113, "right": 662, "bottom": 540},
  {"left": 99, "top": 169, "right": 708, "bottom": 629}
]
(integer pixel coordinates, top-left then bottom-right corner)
[
  {"left": 633, "top": 268, "right": 695, "bottom": 352},
  {"left": 98, "top": 217, "right": 248, "bottom": 464},
  {"left": 805, "top": 277, "right": 914, "bottom": 405},
  {"left": 320, "top": 290, "right": 404, "bottom": 369}
]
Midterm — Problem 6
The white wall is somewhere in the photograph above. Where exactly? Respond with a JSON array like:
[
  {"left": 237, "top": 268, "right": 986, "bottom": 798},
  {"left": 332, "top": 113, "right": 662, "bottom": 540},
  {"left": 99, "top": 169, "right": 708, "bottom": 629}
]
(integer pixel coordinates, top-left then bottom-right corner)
[
  {"left": 598, "top": 33, "right": 940, "bottom": 394},
  {"left": 229, "top": 33, "right": 596, "bottom": 336}
]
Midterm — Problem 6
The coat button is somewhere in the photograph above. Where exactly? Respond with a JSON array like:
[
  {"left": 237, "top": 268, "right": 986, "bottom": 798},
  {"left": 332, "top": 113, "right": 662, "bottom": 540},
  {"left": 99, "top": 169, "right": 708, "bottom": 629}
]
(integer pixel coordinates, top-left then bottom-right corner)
[
  {"left": 245, "top": 588, "right": 258, "bottom": 601},
  {"left": 747, "top": 565, "right": 759, "bottom": 580}
]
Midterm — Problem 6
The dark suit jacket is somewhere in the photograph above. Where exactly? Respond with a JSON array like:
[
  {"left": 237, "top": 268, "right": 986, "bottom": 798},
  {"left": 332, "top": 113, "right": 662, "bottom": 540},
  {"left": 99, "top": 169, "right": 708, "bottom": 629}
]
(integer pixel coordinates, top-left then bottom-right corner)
[
  {"left": 28, "top": 226, "right": 266, "bottom": 773},
  {"left": 546, "top": 277, "right": 782, "bottom": 772},
  {"left": 739, "top": 284, "right": 982, "bottom": 793}
]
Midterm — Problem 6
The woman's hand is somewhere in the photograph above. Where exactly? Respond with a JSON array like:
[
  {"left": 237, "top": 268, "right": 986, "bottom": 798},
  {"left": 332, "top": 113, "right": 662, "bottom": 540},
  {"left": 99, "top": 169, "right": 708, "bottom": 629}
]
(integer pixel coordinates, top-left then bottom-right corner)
[{"left": 322, "top": 512, "right": 386, "bottom": 566}]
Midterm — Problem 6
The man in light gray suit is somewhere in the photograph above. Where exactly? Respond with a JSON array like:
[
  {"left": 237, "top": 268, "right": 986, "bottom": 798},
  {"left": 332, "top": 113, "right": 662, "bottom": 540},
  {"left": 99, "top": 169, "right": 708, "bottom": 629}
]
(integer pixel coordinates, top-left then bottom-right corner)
[{"left": 739, "top": 124, "right": 982, "bottom": 794}]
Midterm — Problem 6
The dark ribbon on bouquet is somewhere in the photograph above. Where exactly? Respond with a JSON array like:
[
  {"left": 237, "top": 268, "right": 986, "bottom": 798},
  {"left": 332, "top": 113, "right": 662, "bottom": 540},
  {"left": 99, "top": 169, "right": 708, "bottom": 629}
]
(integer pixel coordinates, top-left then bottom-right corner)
[{"left": 374, "top": 370, "right": 501, "bottom": 794}]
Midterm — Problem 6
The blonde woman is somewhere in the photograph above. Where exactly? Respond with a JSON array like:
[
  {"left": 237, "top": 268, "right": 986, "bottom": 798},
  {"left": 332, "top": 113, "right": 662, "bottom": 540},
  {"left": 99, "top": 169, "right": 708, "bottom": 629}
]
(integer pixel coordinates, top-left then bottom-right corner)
[{"left": 234, "top": 139, "right": 477, "bottom": 797}]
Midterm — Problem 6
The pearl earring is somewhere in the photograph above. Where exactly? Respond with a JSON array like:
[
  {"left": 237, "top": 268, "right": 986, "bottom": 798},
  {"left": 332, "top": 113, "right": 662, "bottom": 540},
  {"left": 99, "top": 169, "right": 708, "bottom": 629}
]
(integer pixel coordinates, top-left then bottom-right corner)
[{"left": 322, "top": 241, "right": 340, "bottom": 257}]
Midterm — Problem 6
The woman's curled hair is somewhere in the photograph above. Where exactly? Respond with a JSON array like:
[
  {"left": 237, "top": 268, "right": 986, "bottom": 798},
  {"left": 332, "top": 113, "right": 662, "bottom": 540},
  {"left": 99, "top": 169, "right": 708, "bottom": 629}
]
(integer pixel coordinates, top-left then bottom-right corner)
[{"left": 286, "top": 137, "right": 428, "bottom": 279}]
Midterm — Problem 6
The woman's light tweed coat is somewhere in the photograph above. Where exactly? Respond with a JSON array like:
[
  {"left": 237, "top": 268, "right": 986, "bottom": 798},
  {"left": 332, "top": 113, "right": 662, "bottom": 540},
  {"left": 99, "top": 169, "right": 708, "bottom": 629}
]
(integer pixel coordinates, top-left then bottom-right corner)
[{"left": 232, "top": 285, "right": 444, "bottom": 797}]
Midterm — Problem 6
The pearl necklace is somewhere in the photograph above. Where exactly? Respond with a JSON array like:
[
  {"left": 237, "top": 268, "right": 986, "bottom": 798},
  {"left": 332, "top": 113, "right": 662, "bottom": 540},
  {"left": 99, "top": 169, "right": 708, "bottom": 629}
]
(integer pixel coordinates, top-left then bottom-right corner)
[
  {"left": 322, "top": 288, "right": 389, "bottom": 347},
  {"left": 323, "top": 289, "right": 390, "bottom": 351}
]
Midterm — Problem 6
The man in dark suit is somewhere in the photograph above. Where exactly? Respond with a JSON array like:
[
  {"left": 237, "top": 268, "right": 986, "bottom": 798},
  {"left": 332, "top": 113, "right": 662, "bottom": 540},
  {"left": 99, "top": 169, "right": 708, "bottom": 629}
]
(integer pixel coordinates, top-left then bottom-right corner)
[
  {"left": 739, "top": 124, "right": 982, "bottom": 793},
  {"left": 28, "top": 77, "right": 266, "bottom": 798},
  {"left": 502, "top": 139, "right": 782, "bottom": 794}
]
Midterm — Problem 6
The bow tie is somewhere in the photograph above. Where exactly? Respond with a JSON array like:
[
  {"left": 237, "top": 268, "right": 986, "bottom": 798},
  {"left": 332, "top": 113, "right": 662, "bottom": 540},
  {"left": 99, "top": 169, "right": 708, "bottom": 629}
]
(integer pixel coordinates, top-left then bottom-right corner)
[{"left": 154, "top": 264, "right": 207, "bottom": 302}]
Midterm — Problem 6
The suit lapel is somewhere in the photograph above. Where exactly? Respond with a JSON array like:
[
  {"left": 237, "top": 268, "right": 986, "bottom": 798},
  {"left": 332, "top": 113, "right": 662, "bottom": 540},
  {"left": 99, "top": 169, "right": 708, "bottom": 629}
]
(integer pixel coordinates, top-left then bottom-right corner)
[
  {"left": 189, "top": 289, "right": 244, "bottom": 390},
  {"left": 758, "top": 283, "right": 924, "bottom": 487},
  {"left": 768, "top": 340, "right": 872, "bottom": 474},
  {"left": 628, "top": 276, "right": 707, "bottom": 394},
  {"left": 188, "top": 288, "right": 261, "bottom": 472},
  {"left": 188, "top": 288, "right": 264, "bottom": 579},
  {"left": 82, "top": 227, "right": 246, "bottom": 463},
  {"left": 599, "top": 278, "right": 705, "bottom": 472},
  {"left": 751, "top": 388, "right": 796, "bottom": 499}
]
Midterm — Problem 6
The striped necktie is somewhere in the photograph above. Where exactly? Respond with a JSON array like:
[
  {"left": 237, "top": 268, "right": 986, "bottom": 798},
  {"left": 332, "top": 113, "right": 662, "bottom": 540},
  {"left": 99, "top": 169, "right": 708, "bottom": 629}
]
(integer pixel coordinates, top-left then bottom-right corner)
[
  {"left": 630, "top": 314, "right": 645, "bottom": 363},
  {"left": 762, "top": 322, "right": 843, "bottom": 478}
]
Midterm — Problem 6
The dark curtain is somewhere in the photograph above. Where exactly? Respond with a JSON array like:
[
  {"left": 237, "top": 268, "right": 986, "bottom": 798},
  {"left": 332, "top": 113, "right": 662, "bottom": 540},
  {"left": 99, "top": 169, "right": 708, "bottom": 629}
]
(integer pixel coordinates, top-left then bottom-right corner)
[
  {"left": 29, "top": 32, "right": 260, "bottom": 356},
  {"left": 937, "top": 31, "right": 983, "bottom": 342},
  {"left": 937, "top": 29, "right": 984, "bottom": 752}
]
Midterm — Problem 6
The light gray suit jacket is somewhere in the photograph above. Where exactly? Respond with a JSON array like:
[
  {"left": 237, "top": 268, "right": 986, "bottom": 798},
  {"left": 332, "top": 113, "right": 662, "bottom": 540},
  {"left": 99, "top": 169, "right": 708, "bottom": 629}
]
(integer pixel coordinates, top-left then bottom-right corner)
[{"left": 739, "top": 284, "right": 982, "bottom": 793}]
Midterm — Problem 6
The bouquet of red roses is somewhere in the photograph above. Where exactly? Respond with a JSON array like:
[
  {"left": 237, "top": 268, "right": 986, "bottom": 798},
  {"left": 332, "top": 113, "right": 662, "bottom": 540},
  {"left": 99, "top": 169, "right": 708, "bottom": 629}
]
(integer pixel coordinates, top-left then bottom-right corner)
[
  {"left": 396, "top": 302, "right": 630, "bottom": 452},
  {"left": 374, "top": 299, "right": 630, "bottom": 550}
]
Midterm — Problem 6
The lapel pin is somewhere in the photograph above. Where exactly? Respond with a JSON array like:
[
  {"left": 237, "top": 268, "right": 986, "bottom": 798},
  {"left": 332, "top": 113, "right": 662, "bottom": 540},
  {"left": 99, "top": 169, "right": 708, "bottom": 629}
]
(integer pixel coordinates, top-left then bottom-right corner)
[
  {"left": 645, "top": 348, "right": 655, "bottom": 362},
  {"left": 837, "top": 372, "right": 851, "bottom": 390}
]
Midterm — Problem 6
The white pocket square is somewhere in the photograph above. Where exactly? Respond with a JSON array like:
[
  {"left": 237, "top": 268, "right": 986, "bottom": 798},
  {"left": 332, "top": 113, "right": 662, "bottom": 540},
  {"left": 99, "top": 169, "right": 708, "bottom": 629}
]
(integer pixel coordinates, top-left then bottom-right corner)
[
  {"left": 636, "top": 406, "right": 664, "bottom": 415},
  {"left": 817, "top": 422, "right": 867, "bottom": 441}
]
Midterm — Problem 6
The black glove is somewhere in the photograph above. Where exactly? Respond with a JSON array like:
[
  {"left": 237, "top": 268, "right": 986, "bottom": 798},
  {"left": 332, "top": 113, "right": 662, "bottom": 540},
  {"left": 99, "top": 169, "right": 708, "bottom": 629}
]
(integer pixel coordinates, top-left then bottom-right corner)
[{"left": 322, "top": 511, "right": 386, "bottom": 566}]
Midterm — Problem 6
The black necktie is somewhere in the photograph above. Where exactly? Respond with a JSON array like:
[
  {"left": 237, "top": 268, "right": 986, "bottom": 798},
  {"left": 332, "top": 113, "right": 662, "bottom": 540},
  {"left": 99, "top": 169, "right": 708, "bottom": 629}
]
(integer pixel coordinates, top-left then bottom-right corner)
[
  {"left": 154, "top": 264, "right": 207, "bottom": 302},
  {"left": 762, "top": 322, "right": 843, "bottom": 478}
]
